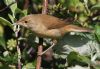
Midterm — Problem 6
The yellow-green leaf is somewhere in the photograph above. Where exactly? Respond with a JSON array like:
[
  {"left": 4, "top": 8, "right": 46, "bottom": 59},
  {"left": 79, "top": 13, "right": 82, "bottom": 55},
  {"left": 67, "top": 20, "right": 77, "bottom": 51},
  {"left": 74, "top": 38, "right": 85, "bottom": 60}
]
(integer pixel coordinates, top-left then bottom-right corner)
[{"left": 0, "top": 17, "right": 13, "bottom": 29}]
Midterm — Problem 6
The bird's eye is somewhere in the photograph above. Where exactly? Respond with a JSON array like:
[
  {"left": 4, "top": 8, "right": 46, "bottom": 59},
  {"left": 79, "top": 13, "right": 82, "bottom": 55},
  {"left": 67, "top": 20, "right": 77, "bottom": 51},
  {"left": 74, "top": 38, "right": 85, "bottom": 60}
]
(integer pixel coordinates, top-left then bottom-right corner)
[{"left": 24, "top": 21, "right": 28, "bottom": 23}]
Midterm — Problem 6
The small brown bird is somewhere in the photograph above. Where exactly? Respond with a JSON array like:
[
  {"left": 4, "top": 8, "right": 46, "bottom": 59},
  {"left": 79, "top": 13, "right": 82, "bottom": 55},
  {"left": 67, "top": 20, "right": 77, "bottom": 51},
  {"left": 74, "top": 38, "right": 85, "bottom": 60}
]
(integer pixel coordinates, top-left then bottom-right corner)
[{"left": 16, "top": 14, "right": 92, "bottom": 39}]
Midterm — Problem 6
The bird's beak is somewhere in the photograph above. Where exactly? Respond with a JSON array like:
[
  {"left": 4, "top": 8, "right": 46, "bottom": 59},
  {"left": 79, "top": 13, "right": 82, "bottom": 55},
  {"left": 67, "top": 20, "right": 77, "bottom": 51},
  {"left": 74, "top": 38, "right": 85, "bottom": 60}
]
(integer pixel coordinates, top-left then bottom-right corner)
[
  {"left": 12, "top": 23, "right": 18, "bottom": 26},
  {"left": 15, "top": 21, "right": 28, "bottom": 28},
  {"left": 14, "top": 21, "right": 22, "bottom": 26}
]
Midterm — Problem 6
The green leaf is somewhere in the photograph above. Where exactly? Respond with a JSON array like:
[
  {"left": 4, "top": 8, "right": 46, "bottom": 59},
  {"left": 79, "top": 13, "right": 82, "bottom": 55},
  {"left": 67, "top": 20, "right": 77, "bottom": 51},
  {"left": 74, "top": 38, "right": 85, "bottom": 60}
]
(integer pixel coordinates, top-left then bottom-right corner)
[
  {"left": 15, "top": 8, "right": 28, "bottom": 17},
  {"left": 4, "top": 0, "right": 15, "bottom": 6},
  {"left": 65, "top": 0, "right": 85, "bottom": 12},
  {"left": 8, "top": 14, "right": 17, "bottom": 23},
  {"left": 59, "top": 0, "right": 80, "bottom": 8},
  {"left": 91, "top": 3, "right": 100, "bottom": 10},
  {"left": 67, "top": 51, "right": 91, "bottom": 66},
  {"left": 22, "top": 62, "right": 36, "bottom": 69},
  {"left": 77, "top": 54, "right": 90, "bottom": 64},
  {"left": 8, "top": 14, "right": 15, "bottom": 23},
  {"left": 11, "top": 3, "right": 17, "bottom": 15},
  {"left": 22, "top": 10, "right": 28, "bottom": 16},
  {"left": 66, "top": 0, "right": 80, "bottom": 7},
  {"left": 15, "top": 8, "right": 22, "bottom": 14},
  {"left": 4, "top": 0, "right": 17, "bottom": 14},
  {"left": 0, "top": 17, "right": 13, "bottom": 29},
  {"left": 78, "top": 13, "right": 88, "bottom": 22},
  {"left": 0, "top": 25, "right": 6, "bottom": 49},
  {"left": 94, "top": 65, "right": 100, "bottom": 69},
  {"left": 95, "top": 24, "right": 100, "bottom": 41},
  {"left": 59, "top": 0, "right": 66, "bottom": 4},
  {"left": 0, "top": 37, "right": 6, "bottom": 48},
  {"left": 89, "top": 0, "right": 97, "bottom": 5},
  {"left": 0, "top": 25, "right": 4, "bottom": 37},
  {"left": 0, "top": 53, "right": 17, "bottom": 63},
  {"left": 95, "top": 25, "right": 100, "bottom": 35},
  {"left": 67, "top": 52, "right": 78, "bottom": 61}
]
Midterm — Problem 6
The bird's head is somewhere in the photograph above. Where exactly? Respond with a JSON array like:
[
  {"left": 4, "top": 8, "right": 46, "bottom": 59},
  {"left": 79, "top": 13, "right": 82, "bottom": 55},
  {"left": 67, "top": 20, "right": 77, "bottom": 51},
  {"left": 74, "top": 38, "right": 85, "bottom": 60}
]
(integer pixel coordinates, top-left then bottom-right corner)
[{"left": 16, "top": 15, "right": 34, "bottom": 29}]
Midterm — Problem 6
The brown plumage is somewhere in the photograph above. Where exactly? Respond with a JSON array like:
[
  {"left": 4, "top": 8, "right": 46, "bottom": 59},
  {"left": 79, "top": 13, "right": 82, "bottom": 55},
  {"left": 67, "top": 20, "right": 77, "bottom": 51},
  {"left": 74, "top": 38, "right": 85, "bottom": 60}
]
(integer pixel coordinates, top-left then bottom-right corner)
[{"left": 16, "top": 14, "right": 92, "bottom": 38}]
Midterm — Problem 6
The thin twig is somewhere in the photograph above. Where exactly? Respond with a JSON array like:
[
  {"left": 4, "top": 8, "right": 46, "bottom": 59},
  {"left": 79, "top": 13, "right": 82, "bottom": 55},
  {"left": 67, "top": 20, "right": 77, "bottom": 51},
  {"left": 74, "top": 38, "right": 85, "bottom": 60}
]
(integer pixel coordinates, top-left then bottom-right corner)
[
  {"left": 36, "top": 0, "right": 48, "bottom": 69},
  {"left": 42, "top": 0, "right": 48, "bottom": 14},
  {"left": 14, "top": 25, "right": 21, "bottom": 69},
  {"left": 24, "top": 0, "right": 29, "bottom": 9},
  {"left": 40, "top": 39, "right": 57, "bottom": 56},
  {"left": 39, "top": 43, "right": 56, "bottom": 56},
  {"left": 17, "top": 44, "right": 21, "bottom": 69},
  {"left": 36, "top": 43, "right": 43, "bottom": 69}
]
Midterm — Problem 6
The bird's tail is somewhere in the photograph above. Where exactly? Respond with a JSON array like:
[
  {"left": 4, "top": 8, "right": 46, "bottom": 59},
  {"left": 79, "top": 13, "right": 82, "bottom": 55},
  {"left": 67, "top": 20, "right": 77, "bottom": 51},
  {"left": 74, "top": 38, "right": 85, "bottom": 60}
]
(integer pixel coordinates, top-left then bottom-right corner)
[{"left": 62, "top": 25, "right": 93, "bottom": 33}]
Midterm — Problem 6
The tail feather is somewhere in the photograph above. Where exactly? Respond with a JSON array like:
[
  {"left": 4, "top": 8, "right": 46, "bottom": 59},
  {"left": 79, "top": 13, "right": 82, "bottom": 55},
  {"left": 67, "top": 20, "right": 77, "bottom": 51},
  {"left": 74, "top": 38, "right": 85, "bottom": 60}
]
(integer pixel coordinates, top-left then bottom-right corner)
[{"left": 63, "top": 25, "right": 92, "bottom": 32}]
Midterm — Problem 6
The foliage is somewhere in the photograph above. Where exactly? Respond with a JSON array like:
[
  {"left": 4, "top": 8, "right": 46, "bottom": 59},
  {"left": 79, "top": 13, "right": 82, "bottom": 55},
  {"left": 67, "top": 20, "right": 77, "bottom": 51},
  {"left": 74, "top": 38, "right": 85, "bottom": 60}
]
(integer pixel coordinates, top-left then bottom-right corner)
[{"left": 0, "top": 0, "right": 100, "bottom": 69}]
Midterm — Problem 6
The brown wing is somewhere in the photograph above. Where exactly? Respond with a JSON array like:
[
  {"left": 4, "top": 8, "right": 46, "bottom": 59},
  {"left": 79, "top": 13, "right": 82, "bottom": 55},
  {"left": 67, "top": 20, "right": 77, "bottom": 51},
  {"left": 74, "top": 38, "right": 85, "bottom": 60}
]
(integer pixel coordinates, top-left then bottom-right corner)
[{"left": 32, "top": 14, "right": 67, "bottom": 29}]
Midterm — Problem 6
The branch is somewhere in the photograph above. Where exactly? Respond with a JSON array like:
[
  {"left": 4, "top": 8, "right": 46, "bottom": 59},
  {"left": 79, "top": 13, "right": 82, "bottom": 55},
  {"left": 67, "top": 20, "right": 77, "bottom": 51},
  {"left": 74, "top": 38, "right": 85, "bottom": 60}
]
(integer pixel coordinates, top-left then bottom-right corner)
[
  {"left": 36, "top": 0, "right": 48, "bottom": 69},
  {"left": 14, "top": 25, "right": 21, "bottom": 69},
  {"left": 42, "top": 0, "right": 48, "bottom": 14},
  {"left": 39, "top": 43, "right": 56, "bottom": 56},
  {"left": 23, "top": 0, "right": 29, "bottom": 9}
]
